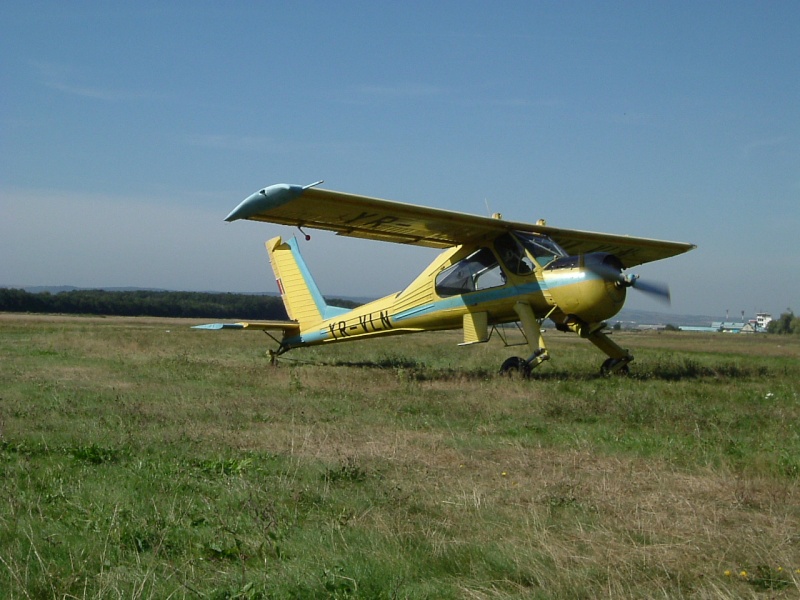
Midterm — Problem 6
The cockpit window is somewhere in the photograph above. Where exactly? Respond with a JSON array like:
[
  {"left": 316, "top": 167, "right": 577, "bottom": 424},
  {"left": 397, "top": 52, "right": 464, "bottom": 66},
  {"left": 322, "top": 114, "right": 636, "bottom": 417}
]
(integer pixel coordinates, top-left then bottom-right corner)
[
  {"left": 435, "top": 247, "right": 505, "bottom": 297},
  {"left": 513, "top": 231, "right": 568, "bottom": 268},
  {"left": 495, "top": 233, "right": 535, "bottom": 275}
]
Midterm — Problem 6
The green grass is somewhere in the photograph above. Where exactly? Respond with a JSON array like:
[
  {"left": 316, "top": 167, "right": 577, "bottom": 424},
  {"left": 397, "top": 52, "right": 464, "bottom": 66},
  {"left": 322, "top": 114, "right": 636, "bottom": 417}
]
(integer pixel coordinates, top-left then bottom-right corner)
[{"left": 1, "top": 314, "right": 799, "bottom": 598}]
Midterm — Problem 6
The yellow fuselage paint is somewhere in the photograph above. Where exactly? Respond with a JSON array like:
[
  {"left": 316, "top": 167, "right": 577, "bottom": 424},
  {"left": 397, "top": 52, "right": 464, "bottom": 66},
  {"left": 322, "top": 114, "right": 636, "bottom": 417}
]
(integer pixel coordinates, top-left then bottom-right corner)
[{"left": 286, "top": 249, "right": 626, "bottom": 350}]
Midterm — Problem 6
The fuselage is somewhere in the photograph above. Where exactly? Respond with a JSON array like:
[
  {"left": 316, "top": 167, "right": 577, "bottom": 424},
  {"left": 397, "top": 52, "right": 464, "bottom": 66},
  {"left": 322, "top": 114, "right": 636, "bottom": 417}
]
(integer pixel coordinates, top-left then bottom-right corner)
[{"left": 281, "top": 232, "right": 626, "bottom": 350}]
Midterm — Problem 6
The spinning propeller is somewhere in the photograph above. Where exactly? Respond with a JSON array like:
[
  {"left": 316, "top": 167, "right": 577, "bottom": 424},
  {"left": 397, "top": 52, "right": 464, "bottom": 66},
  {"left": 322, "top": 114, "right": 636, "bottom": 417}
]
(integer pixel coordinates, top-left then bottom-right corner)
[{"left": 587, "top": 256, "right": 671, "bottom": 305}]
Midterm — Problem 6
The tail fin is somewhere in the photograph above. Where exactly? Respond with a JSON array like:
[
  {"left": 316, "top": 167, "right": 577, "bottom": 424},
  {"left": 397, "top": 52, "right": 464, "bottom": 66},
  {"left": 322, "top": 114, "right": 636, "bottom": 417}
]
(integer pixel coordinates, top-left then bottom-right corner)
[{"left": 266, "top": 236, "right": 347, "bottom": 326}]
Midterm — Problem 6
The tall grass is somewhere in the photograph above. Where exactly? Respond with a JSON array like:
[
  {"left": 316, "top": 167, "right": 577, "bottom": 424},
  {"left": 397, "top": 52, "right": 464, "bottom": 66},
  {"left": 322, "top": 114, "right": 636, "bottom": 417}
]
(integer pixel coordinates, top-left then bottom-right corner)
[{"left": 1, "top": 314, "right": 798, "bottom": 598}]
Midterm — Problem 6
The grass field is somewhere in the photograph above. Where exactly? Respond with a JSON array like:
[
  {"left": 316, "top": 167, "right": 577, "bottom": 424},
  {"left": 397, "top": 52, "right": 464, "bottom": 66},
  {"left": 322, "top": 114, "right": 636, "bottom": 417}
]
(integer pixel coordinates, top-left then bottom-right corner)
[{"left": 1, "top": 313, "right": 799, "bottom": 599}]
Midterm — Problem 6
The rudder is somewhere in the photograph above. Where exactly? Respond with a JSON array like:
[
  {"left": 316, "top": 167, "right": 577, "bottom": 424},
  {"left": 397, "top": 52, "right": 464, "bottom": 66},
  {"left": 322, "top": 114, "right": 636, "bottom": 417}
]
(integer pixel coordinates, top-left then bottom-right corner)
[{"left": 266, "top": 237, "right": 346, "bottom": 327}]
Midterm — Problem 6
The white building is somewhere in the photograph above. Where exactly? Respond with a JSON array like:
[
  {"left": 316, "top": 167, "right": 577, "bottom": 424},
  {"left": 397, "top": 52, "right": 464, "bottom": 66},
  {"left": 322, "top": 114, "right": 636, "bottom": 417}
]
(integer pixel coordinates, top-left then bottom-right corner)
[{"left": 755, "top": 313, "right": 772, "bottom": 330}]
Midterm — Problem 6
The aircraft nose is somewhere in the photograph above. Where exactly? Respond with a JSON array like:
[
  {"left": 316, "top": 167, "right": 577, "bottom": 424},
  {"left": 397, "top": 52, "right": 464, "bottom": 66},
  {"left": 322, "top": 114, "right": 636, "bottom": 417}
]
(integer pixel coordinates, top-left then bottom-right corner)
[
  {"left": 545, "top": 253, "right": 626, "bottom": 322},
  {"left": 583, "top": 252, "right": 623, "bottom": 279}
]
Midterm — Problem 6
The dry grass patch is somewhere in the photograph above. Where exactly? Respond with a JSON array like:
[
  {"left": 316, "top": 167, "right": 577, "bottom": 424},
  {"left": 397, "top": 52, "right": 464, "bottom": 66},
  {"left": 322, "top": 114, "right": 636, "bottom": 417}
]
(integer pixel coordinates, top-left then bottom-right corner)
[{"left": 1, "top": 314, "right": 798, "bottom": 598}]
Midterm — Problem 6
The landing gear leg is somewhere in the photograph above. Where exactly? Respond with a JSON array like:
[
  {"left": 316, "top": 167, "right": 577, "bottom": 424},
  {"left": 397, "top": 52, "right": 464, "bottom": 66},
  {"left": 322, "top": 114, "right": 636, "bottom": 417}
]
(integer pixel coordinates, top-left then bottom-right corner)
[
  {"left": 588, "top": 328, "right": 632, "bottom": 375},
  {"left": 563, "top": 318, "right": 633, "bottom": 375},
  {"left": 499, "top": 302, "right": 550, "bottom": 377},
  {"left": 264, "top": 331, "right": 289, "bottom": 366}
]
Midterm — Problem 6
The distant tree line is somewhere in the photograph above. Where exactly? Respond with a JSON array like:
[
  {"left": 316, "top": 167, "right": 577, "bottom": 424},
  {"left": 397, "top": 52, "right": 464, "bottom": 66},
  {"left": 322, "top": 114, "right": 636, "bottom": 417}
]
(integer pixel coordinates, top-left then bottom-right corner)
[
  {"left": 0, "top": 288, "right": 359, "bottom": 320},
  {"left": 767, "top": 310, "right": 800, "bottom": 335}
]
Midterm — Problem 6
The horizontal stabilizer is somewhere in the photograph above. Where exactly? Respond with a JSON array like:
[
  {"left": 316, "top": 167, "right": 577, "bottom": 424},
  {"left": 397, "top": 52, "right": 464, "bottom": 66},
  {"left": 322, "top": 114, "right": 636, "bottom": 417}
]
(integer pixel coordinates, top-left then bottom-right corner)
[{"left": 192, "top": 320, "right": 300, "bottom": 333}]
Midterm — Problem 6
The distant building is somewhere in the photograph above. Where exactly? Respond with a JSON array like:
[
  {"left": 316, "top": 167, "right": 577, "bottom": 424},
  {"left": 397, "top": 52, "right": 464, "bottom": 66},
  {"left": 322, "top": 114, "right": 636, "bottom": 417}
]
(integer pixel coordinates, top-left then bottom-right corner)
[
  {"left": 680, "top": 312, "right": 772, "bottom": 334},
  {"left": 711, "top": 321, "right": 746, "bottom": 333},
  {"left": 755, "top": 313, "right": 772, "bottom": 330}
]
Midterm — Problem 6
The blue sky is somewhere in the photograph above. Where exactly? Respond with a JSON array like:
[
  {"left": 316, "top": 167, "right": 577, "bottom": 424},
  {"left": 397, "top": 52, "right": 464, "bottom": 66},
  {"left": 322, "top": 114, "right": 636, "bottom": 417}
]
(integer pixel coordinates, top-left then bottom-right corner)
[{"left": 2, "top": 1, "right": 798, "bottom": 318}]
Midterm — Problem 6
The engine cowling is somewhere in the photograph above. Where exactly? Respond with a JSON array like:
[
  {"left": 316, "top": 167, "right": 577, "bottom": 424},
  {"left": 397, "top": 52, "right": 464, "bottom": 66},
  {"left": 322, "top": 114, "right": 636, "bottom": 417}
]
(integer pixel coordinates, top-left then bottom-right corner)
[{"left": 543, "top": 253, "right": 626, "bottom": 323}]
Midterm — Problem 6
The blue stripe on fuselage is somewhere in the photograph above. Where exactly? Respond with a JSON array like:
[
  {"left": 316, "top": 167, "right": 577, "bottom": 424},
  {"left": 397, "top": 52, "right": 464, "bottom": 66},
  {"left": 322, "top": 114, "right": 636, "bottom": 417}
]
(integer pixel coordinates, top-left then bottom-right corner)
[
  {"left": 283, "top": 270, "right": 596, "bottom": 346},
  {"left": 392, "top": 271, "right": 592, "bottom": 322}
]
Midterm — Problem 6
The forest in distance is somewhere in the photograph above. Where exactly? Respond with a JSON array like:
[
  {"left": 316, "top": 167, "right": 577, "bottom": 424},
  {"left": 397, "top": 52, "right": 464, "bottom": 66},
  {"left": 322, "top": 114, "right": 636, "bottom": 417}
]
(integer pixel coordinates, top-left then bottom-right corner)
[
  {"left": 0, "top": 287, "right": 359, "bottom": 320},
  {"left": 2, "top": 287, "right": 798, "bottom": 334}
]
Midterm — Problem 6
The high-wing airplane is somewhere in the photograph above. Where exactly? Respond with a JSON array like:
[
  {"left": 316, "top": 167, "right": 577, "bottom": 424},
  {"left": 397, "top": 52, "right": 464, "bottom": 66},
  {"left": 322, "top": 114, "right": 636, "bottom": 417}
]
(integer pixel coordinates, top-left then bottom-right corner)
[{"left": 196, "top": 182, "right": 695, "bottom": 376}]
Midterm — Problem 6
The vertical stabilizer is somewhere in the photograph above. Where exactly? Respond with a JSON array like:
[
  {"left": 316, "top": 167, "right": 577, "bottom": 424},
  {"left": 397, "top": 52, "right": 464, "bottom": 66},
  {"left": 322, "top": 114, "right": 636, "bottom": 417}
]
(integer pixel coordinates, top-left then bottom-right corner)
[{"left": 266, "top": 237, "right": 346, "bottom": 327}]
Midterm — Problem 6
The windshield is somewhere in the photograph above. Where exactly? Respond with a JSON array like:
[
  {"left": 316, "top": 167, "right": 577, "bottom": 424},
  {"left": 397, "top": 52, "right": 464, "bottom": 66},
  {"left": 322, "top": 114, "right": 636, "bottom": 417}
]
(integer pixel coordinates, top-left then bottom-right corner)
[{"left": 513, "top": 232, "right": 568, "bottom": 267}]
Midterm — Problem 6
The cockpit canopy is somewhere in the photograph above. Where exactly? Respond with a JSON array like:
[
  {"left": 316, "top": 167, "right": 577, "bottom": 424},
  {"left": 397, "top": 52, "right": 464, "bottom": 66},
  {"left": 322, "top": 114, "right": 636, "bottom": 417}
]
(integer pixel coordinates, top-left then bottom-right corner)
[
  {"left": 434, "top": 231, "right": 569, "bottom": 297},
  {"left": 495, "top": 231, "right": 568, "bottom": 274}
]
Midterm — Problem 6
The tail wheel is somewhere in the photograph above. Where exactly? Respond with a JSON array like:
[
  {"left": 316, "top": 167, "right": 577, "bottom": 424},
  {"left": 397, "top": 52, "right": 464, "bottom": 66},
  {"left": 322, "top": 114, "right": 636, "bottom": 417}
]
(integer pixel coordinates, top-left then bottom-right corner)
[{"left": 500, "top": 356, "right": 531, "bottom": 378}]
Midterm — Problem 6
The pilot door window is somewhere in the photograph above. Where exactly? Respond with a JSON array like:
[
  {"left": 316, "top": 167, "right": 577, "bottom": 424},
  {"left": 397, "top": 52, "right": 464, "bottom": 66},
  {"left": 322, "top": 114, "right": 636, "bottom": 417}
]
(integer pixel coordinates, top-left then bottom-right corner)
[
  {"left": 495, "top": 233, "right": 535, "bottom": 275},
  {"left": 434, "top": 248, "right": 505, "bottom": 297}
]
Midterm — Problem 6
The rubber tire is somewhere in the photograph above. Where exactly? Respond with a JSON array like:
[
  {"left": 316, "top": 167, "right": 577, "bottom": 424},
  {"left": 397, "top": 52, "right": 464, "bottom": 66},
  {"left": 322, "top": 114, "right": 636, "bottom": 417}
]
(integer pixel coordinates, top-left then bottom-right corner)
[
  {"left": 600, "top": 358, "right": 630, "bottom": 376},
  {"left": 500, "top": 356, "right": 532, "bottom": 378}
]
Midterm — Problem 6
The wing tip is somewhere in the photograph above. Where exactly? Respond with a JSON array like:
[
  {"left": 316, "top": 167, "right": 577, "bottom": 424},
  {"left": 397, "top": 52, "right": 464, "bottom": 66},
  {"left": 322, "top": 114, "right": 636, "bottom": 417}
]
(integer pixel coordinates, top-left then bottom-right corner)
[{"left": 225, "top": 183, "right": 306, "bottom": 222}]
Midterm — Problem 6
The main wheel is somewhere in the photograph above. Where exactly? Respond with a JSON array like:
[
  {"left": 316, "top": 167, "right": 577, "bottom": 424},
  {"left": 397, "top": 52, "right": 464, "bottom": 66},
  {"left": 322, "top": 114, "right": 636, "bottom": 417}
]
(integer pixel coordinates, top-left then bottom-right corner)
[
  {"left": 499, "top": 356, "right": 531, "bottom": 378},
  {"left": 600, "top": 358, "right": 630, "bottom": 376}
]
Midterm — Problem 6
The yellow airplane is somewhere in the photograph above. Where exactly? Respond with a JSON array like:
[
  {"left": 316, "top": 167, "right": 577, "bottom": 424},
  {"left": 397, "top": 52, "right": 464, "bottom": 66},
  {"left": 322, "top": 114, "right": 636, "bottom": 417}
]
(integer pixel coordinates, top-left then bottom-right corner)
[{"left": 196, "top": 182, "right": 695, "bottom": 376}]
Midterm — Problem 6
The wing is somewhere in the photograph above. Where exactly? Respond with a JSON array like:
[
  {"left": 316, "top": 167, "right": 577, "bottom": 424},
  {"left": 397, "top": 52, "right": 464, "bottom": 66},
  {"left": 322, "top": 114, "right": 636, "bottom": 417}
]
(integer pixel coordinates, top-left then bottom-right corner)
[
  {"left": 540, "top": 226, "right": 696, "bottom": 269},
  {"left": 193, "top": 320, "right": 300, "bottom": 333},
  {"left": 225, "top": 182, "right": 504, "bottom": 249},
  {"left": 225, "top": 183, "right": 695, "bottom": 267}
]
